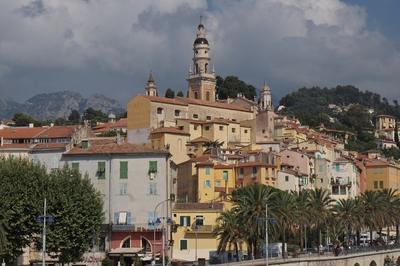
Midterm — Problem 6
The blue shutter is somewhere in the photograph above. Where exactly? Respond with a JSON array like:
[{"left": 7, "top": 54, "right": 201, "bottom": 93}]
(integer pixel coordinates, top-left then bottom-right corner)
[
  {"left": 127, "top": 212, "right": 132, "bottom": 224},
  {"left": 114, "top": 212, "right": 119, "bottom": 224}
]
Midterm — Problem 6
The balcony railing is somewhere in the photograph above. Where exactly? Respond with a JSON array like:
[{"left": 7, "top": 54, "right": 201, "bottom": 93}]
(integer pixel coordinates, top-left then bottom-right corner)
[
  {"left": 112, "top": 224, "right": 136, "bottom": 232},
  {"left": 188, "top": 224, "right": 214, "bottom": 233}
]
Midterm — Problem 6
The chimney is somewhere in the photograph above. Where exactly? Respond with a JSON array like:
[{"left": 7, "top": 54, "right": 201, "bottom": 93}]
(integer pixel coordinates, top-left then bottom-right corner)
[{"left": 29, "top": 123, "right": 34, "bottom": 128}]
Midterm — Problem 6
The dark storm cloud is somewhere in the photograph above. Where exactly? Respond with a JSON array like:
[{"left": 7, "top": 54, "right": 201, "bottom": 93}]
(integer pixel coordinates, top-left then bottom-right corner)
[{"left": 0, "top": 0, "right": 399, "bottom": 104}]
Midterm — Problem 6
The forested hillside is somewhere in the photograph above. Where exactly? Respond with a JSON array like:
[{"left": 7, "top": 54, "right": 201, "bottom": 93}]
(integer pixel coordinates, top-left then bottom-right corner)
[{"left": 279, "top": 85, "right": 400, "bottom": 151}]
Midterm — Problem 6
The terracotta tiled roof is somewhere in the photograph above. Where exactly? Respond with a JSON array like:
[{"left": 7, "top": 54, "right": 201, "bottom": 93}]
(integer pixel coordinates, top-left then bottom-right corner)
[
  {"left": 364, "top": 159, "right": 391, "bottom": 167},
  {"left": 150, "top": 127, "right": 190, "bottom": 136},
  {"left": 214, "top": 164, "right": 234, "bottom": 169},
  {"left": 0, "top": 127, "right": 47, "bottom": 139},
  {"left": 36, "top": 126, "right": 79, "bottom": 138},
  {"left": 236, "top": 161, "right": 272, "bottom": 167},
  {"left": 188, "top": 136, "right": 211, "bottom": 143},
  {"left": 64, "top": 139, "right": 168, "bottom": 156},
  {"left": 143, "top": 95, "right": 188, "bottom": 106},
  {"left": 177, "top": 97, "right": 252, "bottom": 112},
  {"left": 189, "top": 155, "right": 212, "bottom": 162},
  {"left": 174, "top": 202, "right": 224, "bottom": 210},
  {"left": 31, "top": 143, "right": 68, "bottom": 150},
  {"left": 196, "top": 160, "right": 214, "bottom": 167},
  {"left": 0, "top": 126, "right": 79, "bottom": 139},
  {"left": 93, "top": 119, "right": 127, "bottom": 133}
]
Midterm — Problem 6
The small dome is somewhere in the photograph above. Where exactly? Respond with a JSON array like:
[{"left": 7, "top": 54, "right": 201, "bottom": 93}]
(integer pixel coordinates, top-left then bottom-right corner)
[
  {"left": 194, "top": 37, "right": 209, "bottom": 45},
  {"left": 198, "top": 23, "right": 205, "bottom": 30},
  {"left": 108, "top": 113, "right": 116, "bottom": 119}
]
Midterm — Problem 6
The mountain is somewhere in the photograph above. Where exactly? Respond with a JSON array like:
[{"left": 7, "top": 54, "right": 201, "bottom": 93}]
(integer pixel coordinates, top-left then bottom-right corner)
[{"left": 0, "top": 91, "right": 124, "bottom": 121}]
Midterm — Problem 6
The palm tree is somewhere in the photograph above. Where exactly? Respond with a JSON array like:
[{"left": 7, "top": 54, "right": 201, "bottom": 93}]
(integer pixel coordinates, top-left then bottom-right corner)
[
  {"left": 203, "top": 140, "right": 225, "bottom": 153},
  {"left": 380, "top": 188, "right": 400, "bottom": 244},
  {"left": 361, "top": 191, "right": 385, "bottom": 245},
  {"left": 273, "top": 191, "right": 298, "bottom": 258},
  {"left": 292, "top": 190, "right": 310, "bottom": 251},
  {"left": 232, "top": 184, "right": 276, "bottom": 259},
  {"left": 213, "top": 210, "right": 243, "bottom": 261},
  {"left": 334, "top": 199, "right": 359, "bottom": 246},
  {"left": 307, "top": 188, "right": 334, "bottom": 253}
]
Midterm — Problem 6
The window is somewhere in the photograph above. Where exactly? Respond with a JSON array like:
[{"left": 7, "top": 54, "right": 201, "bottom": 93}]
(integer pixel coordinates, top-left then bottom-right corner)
[
  {"left": 194, "top": 92, "right": 199, "bottom": 99},
  {"left": 232, "top": 128, "right": 236, "bottom": 133},
  {"left": 206, "top": 91, "right": 210, "bottom": 101},
  {"left": 244, "top": 130, "right": 248, "bottom": 133},
  {"left": 157, "top": 107, "right": 163, "bottom": 114},
  {"left": 252, "top": 167, "right": 257, "bottom": 176},
  {"left": 120, "top": 183, "right": 128, "bottom": 195},
  {"left": 205, "top": 166, "right": 211, "bottom": 175},
  {"left": 97, "top": 162, "right": 106, "bottom": 179},
  {"left": 194, "top": 125, "right": 198, "bottom": 130},
  {"left": 121, "top": 237, "right": 131, "bottom": 248},
  {"left": 114, "top": 211, "right": 131, "bottom": 225},
  {"left": 204, "top": 180, "right": 211, "bottom": 188},
  {"left": 71, "top": 162, "right": 79, "bottom": 171},
  {"left": 374, "top": 181, "right": 378, "bottom": 189},
  {"left": 195, "top": 216, "right": 204, "bottom": 226},
  {"left": 193, "top": 114, "right": 199, "bottom": 119},
  {"left": 215, "top": 180, "right": 222, "bottom": 187},
  {"left": 206, "top": 116, "right": 211, "bottom": 120},
  {"left": 180, "top": 240, "right": 188, "bottom": 250},
  {"left": 149, "top": 161, "right": 157, "bottom": 174},
  {"left": 180, "top": 216, "right": 191, "bottom": 226},
  {"left": 175, "top": 110, "right": 181, "bottom": 117},
  {"left": 332, "top": 186, "right": 339, "bottom": 195},
  {"left": 223, "top": 171, "right": 228, "bottom": 181},
  {"left": 205, "top": 126, "right": 210, "bottom": 131},
  {"left": 120, "top": 161, "right": 128, "bottom": 179},
  {"left": 262, "top": 129, "right": 266, "bottom": 134},
  {"left": 219, "top": 126, "right": 224, "bottom": 131},
  {"left": 379, "top": 181, "right": 384, "bottom": 189},
  {"left": 149, "top": 183, "right": 157, "bottom": 195},
  {"left": 239, "top": 168, "right": 244, "bottom": 176},
  {"left": 285, "top": 176, "right": 289, "bottom": 182}
]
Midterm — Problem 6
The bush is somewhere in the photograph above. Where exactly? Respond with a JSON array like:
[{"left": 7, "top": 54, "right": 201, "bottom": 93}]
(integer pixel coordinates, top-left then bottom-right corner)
[{"left": 102, "top": 257, "right": 113, "bottom": 266}]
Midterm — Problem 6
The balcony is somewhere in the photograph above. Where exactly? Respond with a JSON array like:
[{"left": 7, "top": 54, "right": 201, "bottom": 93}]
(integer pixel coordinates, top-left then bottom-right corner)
[
  {"left": 112, "top": 224, "right": 136, "bottom": 232},
  {"left": 186, "top": 224, "right": 214, "bottom": 234},
  {"left": 215, "top": 187, "right": 226, "bottom": 193}
]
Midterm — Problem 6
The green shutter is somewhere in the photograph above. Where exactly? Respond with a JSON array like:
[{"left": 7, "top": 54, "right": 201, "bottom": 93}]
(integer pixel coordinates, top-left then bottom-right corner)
[
  {"left": 71, "top": 162, "right": 79, "bottom": 171},
  {"left": 180, "top": 240, "right": 188, "bottom": 250},
  {"left": 97, "top": 161, "right": 106, "bottom": 179},
  {"left": 149, "top": 161, "right": 158, "bottom": 173},
  {"left": 120, "top": 161, "right": 128, "bottom": 179}
]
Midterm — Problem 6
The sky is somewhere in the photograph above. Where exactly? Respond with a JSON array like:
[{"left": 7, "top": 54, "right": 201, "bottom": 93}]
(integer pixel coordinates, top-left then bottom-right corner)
[{"left": 0, "top": 0, "right": 399, "bottom": 105}]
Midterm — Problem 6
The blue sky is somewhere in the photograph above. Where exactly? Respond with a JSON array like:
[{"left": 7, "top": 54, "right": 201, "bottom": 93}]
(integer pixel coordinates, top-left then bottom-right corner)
[
  {"left": 0, "top": 0, "right": 399, "bottom": 105},
  {"left": 346, "top": 0, "right": 400, "bottom": 42}
]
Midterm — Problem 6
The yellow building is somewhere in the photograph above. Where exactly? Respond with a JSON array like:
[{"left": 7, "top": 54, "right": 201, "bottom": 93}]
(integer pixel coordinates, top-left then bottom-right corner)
[
  {"left": 149, "top": 127, "right": 190, "bottom": 164},
  {"left": 365, "top": 159, "right": 400, "bottom": 191},
  {"left": 172, "top": 203, "right": 223, "bottom": 262}
]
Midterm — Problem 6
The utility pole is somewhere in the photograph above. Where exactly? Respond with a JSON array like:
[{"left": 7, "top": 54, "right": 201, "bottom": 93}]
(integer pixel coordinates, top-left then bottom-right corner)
[
  {"left": 265, "top": 203, "right": 268, "bottom": 266},
  {"left": 42, "top": 198, "right": 46, "bottom": 266}
]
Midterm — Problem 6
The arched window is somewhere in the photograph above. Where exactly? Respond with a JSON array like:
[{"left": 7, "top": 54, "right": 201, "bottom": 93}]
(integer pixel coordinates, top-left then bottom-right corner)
[
  {"left": 121, "top": 236, "right": 131, "bottom": 248},
  {"left": 205, "top": 63, "right": 208, "bottom": 73},
  {"left": 194, "top": 92, "right": 199, "bottom": 99},
  {"left": 195, "top": 64, "right": 199, "bottom": 74},
  {"left": 369, "top": 261, "right": 377, "bottom": 266},
  {"left": 206, "top": 92, "right": 210, "bottom": 101}
]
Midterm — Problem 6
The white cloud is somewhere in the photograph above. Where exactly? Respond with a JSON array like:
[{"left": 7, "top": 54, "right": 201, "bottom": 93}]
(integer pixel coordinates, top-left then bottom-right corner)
[{"left": 0, "top": 0, "right": 399, "bottom": 102}]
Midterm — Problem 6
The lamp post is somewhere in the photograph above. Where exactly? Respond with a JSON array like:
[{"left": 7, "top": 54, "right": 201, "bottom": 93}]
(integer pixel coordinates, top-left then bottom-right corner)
[
  {"left": 265, "top": 203, "right": 268, "bottom": 266},
  {"left": 43, "top": 198, "right": 46, "bottom": 266},
  {"left": 152, "top": 198, "right": 173, "bottom": 266}
]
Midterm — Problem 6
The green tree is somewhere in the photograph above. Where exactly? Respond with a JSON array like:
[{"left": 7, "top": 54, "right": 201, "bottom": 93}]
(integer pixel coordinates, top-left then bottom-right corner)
[
  {"left": 292, "top": 190, "right": 310, "bottom": 251},
  {"left": 361, "top": 191, "right": 385, "bottom": 244},
  {"left": 216, "top": 76, "right": 257, "bottom": 100},
  {"left": 0, "top": 157, "right": 46, "bottom": 261},
  {"left": 231, "top": 184, "right": 276, "bottom": 259},
  {"left": 68, "top": 109, "right": 81, "bottom": 123},
  {"left": 214, "top": 210, "right": 243, "bottom": 261},
  {"left": 12, "top": 112, "right": 41, "bottom": 127},
  {"left": 307, "top": 188, "right": 334, "bottom": 253},
  {"left": 176, "top": 91, "right": 184, "bottom": 97},
  {"left": 333, "top": 199, "right": 360, "bottom": 246},
  {"left": 45, "top": 166, "right": 103, "bottom": 264},
  {"left": 82, "top": 108, "right": 108, "bottom": 126},
  {"left": 273, "top": 191, "right": 298, "bottom": 258},
  {"left": 165, "top": 88, "right": 175, "bottom": 98},
  {"left": 380, "top": 188, "right": 400, "bottom": 244}
]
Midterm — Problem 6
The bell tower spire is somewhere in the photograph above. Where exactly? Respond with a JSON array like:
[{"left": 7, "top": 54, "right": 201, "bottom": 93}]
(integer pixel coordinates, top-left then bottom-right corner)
[
  {"left": 145, "top": 71, "right": 158, "bottom": 97},
  {"left": 259, "top": 81, "right": 272, "bottom": 111},
  {"left": 187, "top": 19, "right": 216, "bottom": 102}
]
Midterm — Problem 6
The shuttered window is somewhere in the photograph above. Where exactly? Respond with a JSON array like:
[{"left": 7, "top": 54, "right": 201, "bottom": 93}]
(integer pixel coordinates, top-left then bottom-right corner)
[
  {"left": 97, "top": 162, "right": 106, "bottom": 179},
  {"left": 71, "top": 162, "right": 79, "bottom": 171},
  {"left": 120, "top": 161, "right": 128, "bottom": 179},
  {"left": 149, "top": 161, "right": 157, "bottom": 173}
]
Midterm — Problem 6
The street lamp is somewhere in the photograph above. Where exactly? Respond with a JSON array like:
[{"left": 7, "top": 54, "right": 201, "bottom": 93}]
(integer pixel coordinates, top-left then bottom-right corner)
[{"left": 152, "top": 198, "right": 174, "bottom": 266}]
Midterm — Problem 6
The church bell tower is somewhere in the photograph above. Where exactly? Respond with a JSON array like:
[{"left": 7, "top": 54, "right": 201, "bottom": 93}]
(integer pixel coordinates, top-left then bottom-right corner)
[
  {"left": 259, "top": 81, "right": 272, "bottom": 111},
  {"left": 145, "top": 71, "right": 158, "bottom": 97},
  {"left": 187, "top": 20, "right": 216, "bottom": 102}
]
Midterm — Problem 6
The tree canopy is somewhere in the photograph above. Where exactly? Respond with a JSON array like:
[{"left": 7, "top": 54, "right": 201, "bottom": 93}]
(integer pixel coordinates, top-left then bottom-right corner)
[
  {"left": 82, "top": 108, "right": 108, "bottom": 126},
  {"left": 0, "top": 157, "right": 103, "bottom": 264},
  {"left": 216, "top": 75, "right": 257, "bottom": 100},
  {"left": 12, "top": 113, "right": 41, "bottom": 127},
  {"left": 165, "top": 88, "right": 175, "bottom": 98}
]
